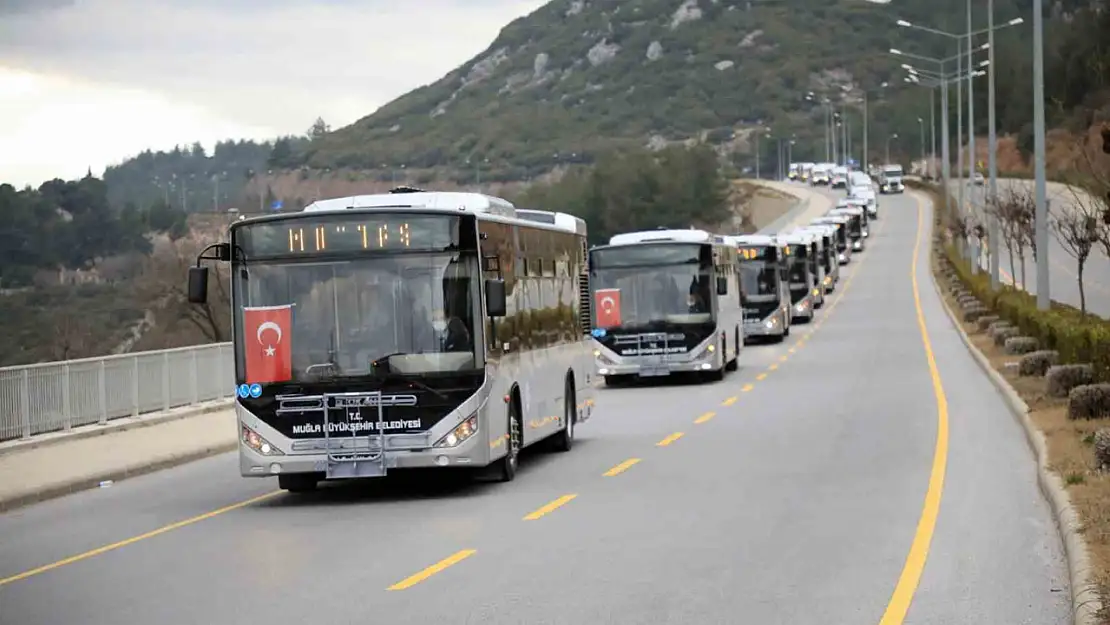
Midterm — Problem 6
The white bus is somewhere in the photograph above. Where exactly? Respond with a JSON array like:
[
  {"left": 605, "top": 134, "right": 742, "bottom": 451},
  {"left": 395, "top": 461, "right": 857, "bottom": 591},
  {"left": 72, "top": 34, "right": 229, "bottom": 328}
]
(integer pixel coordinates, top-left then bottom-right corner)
[
  {"left": 588, "top": 229, "right": 743, "bottom": 384},
  {"left": 186, "top": 188, "right": 596, "bottom": 492}
]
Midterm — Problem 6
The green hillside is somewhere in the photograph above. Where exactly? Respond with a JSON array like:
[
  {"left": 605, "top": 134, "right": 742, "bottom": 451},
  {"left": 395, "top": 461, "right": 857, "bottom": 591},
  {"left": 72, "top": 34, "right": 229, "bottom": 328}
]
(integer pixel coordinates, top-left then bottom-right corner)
[{"left": 285, "top": 0, "right": 1105, "bottom": 181}]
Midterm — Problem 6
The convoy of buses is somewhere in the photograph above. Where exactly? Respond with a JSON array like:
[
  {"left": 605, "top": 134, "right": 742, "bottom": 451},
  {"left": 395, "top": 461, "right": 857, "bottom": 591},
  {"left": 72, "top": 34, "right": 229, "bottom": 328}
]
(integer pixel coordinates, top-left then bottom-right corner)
[{"left": 186, "top": 181, "right": 878, "bottom": 493}]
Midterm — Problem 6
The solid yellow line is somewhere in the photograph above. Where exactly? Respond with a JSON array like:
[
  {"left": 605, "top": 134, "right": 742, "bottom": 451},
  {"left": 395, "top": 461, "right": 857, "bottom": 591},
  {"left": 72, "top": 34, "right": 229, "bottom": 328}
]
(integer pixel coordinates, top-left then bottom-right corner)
[
  {"left": 0, "top": 490, "right": 281, "bottom": 587},
  {"left": 695, "top": 411, "right": 716, "bottom": 424},
  {"left": 741, "top": 384, "right": 754, "bottom": 392},
  {"left": 877, "top": 193, "right": 949, "bottom": 625},
  {"left": 523, "top": 493, "right": 578, "bottom": 521},
  {"left": 387, "top": 549, "right": 477, "bottom": 590},
  {"left": 656, "top": 432, "right": 684, "bottom": 447},
  {"left": 603, "top": 458, "right": 641, "bottom": 476},
  {"left": 756, "top": 373, "right": 768, "bottom": 381},
  {"left": 721, "top": 396, "right": 738, "bottom": 407}
]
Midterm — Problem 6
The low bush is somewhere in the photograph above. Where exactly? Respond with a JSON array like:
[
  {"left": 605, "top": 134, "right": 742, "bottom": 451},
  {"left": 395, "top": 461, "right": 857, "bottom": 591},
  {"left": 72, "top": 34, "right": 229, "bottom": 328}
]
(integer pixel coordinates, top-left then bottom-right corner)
[
  {"left": 987, "top": 320, "right": 1012, "bottom": 335},
  {"left": 943, "top": 243, "right": 1110, "bottom": 382},
  {"left": 1019, "top": 350, "right": 1059, "bottom": 376},
  {"left": 994, "top": 326, "right": 1020, "bottom": 346},
  {"left": 1095, "top": 428, "right": 1110, "bottom": 470},
  {"left": 976, "top": 315, "right": 1001, "bottom": 331},
  {"left": 964, "top": 306, "right": 990, "bottom": 322},
  {"left": 1004, "top": 336, "right": 1040, "bottom": 355},
  {"left": 1047, "top": 364, "right": 1096, "bottom": 398},
  {"left": 1067, "top": 383, "right": 1110, "bottom": 420}
]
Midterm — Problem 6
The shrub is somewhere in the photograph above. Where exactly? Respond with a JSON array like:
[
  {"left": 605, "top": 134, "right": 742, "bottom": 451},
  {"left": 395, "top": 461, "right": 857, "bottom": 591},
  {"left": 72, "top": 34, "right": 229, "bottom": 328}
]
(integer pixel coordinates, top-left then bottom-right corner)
[
  {"left": 994, "top": 326, "right": 1020, "bottom": 346},
  {"left": 942, "top": 242, "right": 1110, "bottom": 382},
  {"left": 976, "top": 315, "right": 1001, "bottom": 331},
  {"left": 988, "top": 320, "right": 1012, "bottom": 335},
  {"left": 1004, "top": 336, "right": 1040, "bottom": 355},
  {"left": 964, "top": 306, "right": 990, "bottom": 322},
  {"left": 1094, "top": 428, "right": 1110, "bottom": 470},
  {"left": 1047, "top": 364, "right": 1096, "bottom": 398},
  {"left": 1019, "top": 350, "right": 1059, "bottom": 376},
  {"left": 958, "top": 295, "right": 980, "bottom": 308},
  {"left": 1067, "top": 383, "right": 1110, "bottom": 420}
]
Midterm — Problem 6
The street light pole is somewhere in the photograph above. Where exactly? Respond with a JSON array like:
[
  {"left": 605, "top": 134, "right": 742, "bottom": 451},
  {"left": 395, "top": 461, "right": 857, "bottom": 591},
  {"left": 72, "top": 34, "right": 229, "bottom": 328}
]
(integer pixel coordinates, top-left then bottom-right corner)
[
  {"left": 863, "top": 92, "right": 869, "bottom": 170},
  {"left": 956, "top": 33, "right": 966, "bottom": 261},
  {"left": 1033, "top": 0, "right": 1049, "bottom": 310},
  {"left": 930, "top": 88, "right": 936, "bottom": 177},
  {"left": 987, "top": 0, "right": 1000, "bottom": 289},
  {"left": 918, "top": 118, "right": 926, "bottom": 172},
  {"left": 967, "top": 0, "right": 980, "bottom": 275}
]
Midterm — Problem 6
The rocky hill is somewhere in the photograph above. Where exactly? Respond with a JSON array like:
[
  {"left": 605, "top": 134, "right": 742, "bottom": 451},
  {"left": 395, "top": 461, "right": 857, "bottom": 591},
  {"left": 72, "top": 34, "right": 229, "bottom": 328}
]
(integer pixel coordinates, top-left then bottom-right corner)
[{"left": 293, "top": 0, "right": 1061, "bottom": 182}]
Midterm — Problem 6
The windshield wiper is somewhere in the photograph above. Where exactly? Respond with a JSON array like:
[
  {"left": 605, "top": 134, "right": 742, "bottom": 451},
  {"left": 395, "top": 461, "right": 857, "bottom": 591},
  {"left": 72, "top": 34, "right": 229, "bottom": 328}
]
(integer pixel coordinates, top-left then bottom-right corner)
[{"left": 368, "top": 352, "right": 449, "bottom": 399}]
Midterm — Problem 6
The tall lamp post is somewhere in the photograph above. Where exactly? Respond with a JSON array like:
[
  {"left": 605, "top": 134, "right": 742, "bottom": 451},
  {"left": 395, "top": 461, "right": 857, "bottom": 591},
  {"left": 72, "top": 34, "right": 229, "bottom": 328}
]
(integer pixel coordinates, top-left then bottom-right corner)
[
  {"left": 894, "top": 13, "right": 1024, "bottom": 283},
  {"left": 886, "top": 133, "right": 899, "bottom": 163}
]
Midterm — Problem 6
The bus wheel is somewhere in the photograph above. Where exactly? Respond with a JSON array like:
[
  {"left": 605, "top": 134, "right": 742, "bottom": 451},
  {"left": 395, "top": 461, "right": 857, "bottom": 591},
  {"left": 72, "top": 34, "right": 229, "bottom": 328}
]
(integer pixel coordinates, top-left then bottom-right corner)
[
  {"left": 278, "top": 473, "right": 319, "bottom": 493},
  {"left": 493, "top": 403, "right": 521, "bottom": 482},
  {"left": 549, "top": 383, "right": 575, "bottom": 452}
]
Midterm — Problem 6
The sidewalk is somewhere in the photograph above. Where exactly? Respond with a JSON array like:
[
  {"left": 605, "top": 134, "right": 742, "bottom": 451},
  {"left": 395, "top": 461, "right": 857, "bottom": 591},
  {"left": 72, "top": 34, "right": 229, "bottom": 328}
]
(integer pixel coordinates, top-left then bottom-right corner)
[{"left": 0, "top": 409, "right": 237, "bottom": 513}]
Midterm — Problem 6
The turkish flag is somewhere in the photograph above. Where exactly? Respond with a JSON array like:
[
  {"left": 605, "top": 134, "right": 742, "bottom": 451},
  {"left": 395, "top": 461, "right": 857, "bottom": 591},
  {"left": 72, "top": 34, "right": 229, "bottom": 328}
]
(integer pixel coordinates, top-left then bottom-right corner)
[
  {"left": 243, "top": 305, "right": 293, "bottom": 384},
  {"left": 594, "top": 289, "right": 622, "bottom": 329}
]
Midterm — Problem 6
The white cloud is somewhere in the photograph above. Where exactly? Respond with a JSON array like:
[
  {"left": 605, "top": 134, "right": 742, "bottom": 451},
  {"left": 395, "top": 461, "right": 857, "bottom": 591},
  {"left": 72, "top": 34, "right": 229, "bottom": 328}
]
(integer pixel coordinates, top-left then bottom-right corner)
[{"left": 0, "top": 0, "right": 547, "bottom": 187}]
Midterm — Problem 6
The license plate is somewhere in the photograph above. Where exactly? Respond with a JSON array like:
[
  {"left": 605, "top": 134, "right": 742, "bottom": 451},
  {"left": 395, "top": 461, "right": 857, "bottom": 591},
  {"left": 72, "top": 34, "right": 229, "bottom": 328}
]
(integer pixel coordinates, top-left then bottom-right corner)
[{"left": 639, "top": 366, "right": 669, "bottom": 377}]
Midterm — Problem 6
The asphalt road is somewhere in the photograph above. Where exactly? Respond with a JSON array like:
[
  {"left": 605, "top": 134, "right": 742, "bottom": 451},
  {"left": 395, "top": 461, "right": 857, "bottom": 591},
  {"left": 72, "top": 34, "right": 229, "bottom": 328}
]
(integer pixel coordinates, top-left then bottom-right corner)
[
  {"left": 0, "top": 189, "right": 1071, "bottom": 625},
  {"left": 948, "top": 177, "right": 1110, "bottom": 318}
]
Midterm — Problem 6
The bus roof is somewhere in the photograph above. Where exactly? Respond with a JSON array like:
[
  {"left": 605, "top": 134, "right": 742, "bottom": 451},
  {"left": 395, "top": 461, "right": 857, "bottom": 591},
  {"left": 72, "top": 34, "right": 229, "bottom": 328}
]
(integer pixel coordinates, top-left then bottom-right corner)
[
  {"left": 776, "top": 231, "right": 815, "bottom": 245},
  {"left": 607, "top": 228, "right": 727, "bottom": 246},
  {"left": 515, "top": 208, "right": 588, "bottom": 235},
  {"left": 729, "top": 234, "right": 778, "bottom": 247},
  {"left": 303, "top": 188, "right": 517, "bottom": 219}
]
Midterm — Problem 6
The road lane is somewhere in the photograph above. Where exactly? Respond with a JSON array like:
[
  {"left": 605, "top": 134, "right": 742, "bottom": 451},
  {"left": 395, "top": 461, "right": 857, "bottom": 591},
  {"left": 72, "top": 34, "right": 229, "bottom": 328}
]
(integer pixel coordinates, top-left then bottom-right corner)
[
  {"left": 948, "top": 177, "right": 1110, "bottom": 318},
  {"left": 0, "top": 188, "right": 1070, "bottom": 624}
]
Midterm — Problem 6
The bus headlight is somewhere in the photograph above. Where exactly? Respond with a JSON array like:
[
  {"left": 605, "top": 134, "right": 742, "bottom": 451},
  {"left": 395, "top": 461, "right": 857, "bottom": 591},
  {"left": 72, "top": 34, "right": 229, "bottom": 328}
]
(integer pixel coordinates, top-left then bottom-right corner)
[
  {"left": 593, "top": 349, "right": 616, "bottom": 365},
  {"left": 242, "top": 425, "right": 284, "bottom": 456},
  {"left": 434, "top": 415, "right": 478, "bottom": 448}
]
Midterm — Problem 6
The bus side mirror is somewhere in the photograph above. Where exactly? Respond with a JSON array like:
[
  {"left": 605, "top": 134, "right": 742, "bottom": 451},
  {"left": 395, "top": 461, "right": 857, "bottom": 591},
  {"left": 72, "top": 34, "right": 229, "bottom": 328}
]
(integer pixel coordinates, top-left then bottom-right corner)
[
  {"left": 187, "top": 266, "right": 209, "bottom": 304},
  {"left": 485, "top": 278, "right": 507, "bottom": 317},
  {"left": 716, "top": 276, "right": 728, "bottom": 296}
]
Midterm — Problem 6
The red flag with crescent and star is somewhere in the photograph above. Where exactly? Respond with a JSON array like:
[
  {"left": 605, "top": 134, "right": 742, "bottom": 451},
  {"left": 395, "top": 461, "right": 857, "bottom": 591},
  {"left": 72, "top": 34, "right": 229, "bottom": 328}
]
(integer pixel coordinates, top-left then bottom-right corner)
[
  {"left": 243, "top": 305, "right": 293, "bottom": 384},
  {"left": 594, "top": 288, "right": 622, "bottom": 329}
]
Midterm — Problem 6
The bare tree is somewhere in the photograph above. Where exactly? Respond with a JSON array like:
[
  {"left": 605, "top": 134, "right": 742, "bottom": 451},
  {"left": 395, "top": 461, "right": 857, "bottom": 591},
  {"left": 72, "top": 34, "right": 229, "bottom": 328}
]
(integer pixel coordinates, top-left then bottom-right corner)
[
  {"left": 1068, "top": 131, "right": 1110, "bottom": 268},
  {"left": 1000, "top": 184, "right": 1038, "bottom": 289},
  {"left": 51, "top": 309, "right": 90, "bottom": 361},
  {"left": 985, "top": 192, "right": 1020, "bottom": 284},
  {"left": 138, "top": 235, "right": 231, "bottom": 342},
  {"left": 1050, "top": 197, "right": 1104, "bottom": 316}
]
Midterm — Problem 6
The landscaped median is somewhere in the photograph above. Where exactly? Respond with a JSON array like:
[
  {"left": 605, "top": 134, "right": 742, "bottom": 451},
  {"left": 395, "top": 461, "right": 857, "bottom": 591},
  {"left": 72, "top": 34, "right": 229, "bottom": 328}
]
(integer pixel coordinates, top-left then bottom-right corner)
[{"left": 915, "top": 179, "right": 1110, "bottom": 624}]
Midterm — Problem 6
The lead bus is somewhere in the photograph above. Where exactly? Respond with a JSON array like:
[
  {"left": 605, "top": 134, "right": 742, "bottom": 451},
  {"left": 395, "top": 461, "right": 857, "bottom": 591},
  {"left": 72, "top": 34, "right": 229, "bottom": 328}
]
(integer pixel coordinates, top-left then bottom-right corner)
[
  {"left": 186, "top": 188, "right": 596, "bottom": 492},
  {"left": 588, "top": 229, "right": 742, "bottom": 384}
]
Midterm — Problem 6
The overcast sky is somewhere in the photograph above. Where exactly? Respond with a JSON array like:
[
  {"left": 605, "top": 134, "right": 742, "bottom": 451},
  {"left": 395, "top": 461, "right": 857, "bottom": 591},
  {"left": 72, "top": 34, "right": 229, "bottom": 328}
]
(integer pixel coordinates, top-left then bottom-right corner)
[{"left": 0, "top": 0, "right": 546, "bottom": 187}]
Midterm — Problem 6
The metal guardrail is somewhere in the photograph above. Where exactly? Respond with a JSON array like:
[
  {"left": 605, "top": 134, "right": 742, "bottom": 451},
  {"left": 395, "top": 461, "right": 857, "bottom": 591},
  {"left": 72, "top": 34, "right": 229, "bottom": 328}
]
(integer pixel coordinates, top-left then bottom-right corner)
[{"left": 0, "top": 343, "right": 233, "bottom": 442}]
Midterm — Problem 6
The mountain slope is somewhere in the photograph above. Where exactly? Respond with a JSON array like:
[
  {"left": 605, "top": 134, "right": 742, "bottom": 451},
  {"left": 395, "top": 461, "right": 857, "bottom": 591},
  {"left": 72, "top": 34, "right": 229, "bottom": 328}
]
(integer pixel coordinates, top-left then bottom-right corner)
[{"left": 298, "top": 0, "right": 1047, "bottom": 178}]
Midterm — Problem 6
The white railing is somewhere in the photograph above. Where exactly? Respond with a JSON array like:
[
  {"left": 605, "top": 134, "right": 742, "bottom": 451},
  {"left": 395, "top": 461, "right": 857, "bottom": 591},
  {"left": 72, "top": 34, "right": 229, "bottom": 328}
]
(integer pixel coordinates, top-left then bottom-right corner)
[{"left": 0, "top": 343, "right": 233, "bottom": 442}]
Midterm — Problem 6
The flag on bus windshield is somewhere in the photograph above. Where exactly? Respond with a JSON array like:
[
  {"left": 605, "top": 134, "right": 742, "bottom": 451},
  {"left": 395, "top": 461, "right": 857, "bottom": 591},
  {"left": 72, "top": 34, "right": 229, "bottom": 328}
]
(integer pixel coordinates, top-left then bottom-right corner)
[
  {"left": 594, "top": 289, "right": 622, "bottom": 329},
  {"left": 243, "top": 305, "right": 293, "bottom": 384}
]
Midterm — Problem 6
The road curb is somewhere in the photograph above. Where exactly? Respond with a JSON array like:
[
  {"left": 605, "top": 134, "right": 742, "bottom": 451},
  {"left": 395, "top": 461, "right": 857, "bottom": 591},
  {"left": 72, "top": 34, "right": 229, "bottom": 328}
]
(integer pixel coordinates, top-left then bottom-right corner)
[
  {"left": 927, "top": 232, "right": 1100, "bottom": 625},
  {"left": 0, "top": 399, "right": 233, "bottom": 457},
  {"left": 0, "top": 440, "right": 239, "bottom": 514}
]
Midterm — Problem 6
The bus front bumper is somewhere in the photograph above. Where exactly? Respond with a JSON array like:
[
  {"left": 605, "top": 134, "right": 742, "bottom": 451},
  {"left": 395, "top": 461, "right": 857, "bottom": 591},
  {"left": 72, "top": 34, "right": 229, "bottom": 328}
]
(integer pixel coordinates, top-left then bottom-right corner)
[
  {"left": 744, "top": 311, "right": 787, "bottom": 337},
  {"left": 593, "top": 341, "right": 719, "bottom": 377},
  {"left": 239, "top": 427, "right": 490, "bottom": 478},
  {"left": 791, "top": 295, "right": 815, "bottom": 321}
]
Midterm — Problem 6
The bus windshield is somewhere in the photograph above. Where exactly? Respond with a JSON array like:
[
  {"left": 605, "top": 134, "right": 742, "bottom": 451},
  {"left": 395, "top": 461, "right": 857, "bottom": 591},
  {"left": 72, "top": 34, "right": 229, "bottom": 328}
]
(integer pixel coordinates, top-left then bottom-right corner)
[
  {"left": 590, "top": 243, "right": 714, "bottom": 329},
  {"left": 739, "top": 261, "right": 779, "bottom": 301},
  {"left": 231, "top": 251, "right": 480, "bottom": 383}
]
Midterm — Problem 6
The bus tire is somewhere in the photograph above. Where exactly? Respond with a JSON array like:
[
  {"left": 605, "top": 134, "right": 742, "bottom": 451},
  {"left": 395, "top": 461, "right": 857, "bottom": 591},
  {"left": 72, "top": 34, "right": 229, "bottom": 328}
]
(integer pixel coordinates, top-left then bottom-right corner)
[
  {"left": 493, "top": 401, "right": 521, "bottom": 482},
  {"left": 549, "top": 381, "right": 575, "bottom": 452},
  {"left": 278, "top": 473, "right": 319, "bottom": 493}
]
